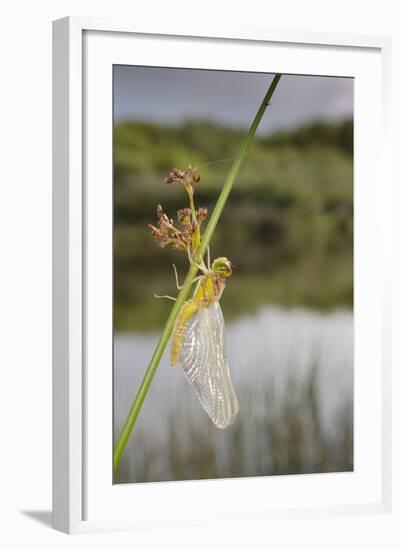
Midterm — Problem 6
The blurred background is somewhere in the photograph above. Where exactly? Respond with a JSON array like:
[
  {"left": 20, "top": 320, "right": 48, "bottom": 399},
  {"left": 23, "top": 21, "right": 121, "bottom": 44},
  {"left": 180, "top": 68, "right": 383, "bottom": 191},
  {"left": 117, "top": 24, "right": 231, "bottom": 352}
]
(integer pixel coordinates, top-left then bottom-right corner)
[{"left": 113, "top": 68, "right": 353, "bottom": 484}]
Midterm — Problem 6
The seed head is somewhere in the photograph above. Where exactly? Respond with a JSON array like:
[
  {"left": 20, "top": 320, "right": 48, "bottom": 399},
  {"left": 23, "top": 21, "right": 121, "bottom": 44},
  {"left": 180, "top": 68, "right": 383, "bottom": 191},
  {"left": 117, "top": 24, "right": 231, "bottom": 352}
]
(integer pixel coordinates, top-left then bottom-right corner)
[{"left": 148, "top": 204, "right": 186, "bottom": 250}]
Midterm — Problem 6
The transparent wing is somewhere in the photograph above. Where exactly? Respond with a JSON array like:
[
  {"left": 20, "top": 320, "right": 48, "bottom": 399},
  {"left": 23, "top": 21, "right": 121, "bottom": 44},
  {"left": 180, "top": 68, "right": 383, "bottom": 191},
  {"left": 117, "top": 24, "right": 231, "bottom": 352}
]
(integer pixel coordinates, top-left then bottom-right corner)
[{"left": 177, "top": 301, "right": 239, "bottom": 429}]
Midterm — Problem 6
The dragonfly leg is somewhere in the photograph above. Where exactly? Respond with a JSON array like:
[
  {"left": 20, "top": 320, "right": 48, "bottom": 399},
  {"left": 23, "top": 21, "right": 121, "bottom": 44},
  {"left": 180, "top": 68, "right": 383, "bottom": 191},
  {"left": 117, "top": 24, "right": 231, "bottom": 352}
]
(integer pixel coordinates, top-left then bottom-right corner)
[
  {"left": 207, "top": 245, "right": 211, "bottom": 271},
  {"left": 187, "top": 248, "right": 208, "bottom": 274},
  {"left": 173, "top": 264, "right": 184, "bottom": 290},
  {"left": 154, "top": 293, "right": 177, "bottom": 302},
  {"left": 172, "top": 265, "right": 202, "bottom": 291}
]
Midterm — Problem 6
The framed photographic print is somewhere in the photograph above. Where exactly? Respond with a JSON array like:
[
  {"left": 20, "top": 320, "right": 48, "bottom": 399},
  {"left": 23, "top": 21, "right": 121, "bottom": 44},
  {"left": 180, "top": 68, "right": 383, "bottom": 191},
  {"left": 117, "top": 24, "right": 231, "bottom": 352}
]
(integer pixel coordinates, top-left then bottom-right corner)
[{"left": 52, "top": 17, "right": 392, "bottom": 533}]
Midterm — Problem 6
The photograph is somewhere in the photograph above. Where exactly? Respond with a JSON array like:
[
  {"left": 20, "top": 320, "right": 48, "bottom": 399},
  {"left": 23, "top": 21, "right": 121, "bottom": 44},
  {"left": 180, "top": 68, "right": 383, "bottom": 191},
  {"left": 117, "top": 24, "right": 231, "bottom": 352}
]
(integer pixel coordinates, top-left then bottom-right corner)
[
  {"left": 1, "top": 0, "right": 393, "bottom": 543},
  {"left": 112, "top": 67, "right": 354, "bottom": 484}
]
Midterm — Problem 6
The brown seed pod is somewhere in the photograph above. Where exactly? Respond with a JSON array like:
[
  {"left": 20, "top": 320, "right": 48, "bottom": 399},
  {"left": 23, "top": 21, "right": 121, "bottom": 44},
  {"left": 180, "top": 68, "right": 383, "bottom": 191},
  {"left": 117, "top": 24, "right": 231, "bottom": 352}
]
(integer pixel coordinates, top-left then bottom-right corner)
[
  {"left": 165, "top": 168, "right": 185, "bottom": 185},
  {"left": 196, "top": 207, "right": 208, "bottom": 224},
  {"left": 177, "top": 207, "right": 192, "bottom": 225}
]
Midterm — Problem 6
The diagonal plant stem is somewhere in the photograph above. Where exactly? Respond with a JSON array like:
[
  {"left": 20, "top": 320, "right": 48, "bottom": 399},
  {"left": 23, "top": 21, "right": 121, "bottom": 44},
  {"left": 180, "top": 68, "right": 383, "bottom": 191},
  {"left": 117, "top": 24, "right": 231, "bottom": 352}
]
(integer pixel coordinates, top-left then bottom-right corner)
[{"left": 113, "top": 74, "right": 282, "bottom": 475}]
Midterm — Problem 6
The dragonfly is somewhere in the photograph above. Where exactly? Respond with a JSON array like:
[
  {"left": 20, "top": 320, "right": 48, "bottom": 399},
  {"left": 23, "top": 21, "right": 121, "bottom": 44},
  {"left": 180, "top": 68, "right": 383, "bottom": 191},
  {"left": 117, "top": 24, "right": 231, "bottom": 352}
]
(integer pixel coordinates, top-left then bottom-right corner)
[
  {"left": 158, "top": 249, "right": 239, "bottom": 429},
  {"left": 150, "top": 165, "right": 238, "bottom": 428}
]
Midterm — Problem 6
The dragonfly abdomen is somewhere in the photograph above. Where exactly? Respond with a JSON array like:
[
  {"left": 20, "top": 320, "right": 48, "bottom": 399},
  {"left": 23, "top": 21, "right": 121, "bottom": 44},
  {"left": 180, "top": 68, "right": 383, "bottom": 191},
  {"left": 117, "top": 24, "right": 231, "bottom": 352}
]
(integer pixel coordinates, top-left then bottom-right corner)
[{"left": 170, "top": 300, "right": 199, "bottom": 366}]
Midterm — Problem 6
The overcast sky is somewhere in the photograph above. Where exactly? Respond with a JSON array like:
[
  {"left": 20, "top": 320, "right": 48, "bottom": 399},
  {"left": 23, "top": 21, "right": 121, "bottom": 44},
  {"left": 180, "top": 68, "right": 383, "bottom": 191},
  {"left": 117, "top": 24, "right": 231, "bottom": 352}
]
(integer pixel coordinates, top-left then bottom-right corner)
[{"left": 113, "top": 66, "right": 353, "bottom": 135}]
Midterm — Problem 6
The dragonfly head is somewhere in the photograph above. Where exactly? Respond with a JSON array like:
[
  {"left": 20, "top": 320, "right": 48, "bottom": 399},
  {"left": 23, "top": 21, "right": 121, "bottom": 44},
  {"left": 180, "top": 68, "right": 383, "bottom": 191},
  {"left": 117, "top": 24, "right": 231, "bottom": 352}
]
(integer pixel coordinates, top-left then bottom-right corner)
[{"left": 211, "top": 257, "right": 232, "bottom": 279}]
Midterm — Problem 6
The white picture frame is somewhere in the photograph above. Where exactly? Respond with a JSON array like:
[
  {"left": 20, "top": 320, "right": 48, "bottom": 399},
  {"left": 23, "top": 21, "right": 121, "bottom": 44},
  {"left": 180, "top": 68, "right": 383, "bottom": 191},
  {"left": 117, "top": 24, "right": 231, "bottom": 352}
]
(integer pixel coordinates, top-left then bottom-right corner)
[{"left": 52, "top": 16, "right": 392, "bottom": 534}]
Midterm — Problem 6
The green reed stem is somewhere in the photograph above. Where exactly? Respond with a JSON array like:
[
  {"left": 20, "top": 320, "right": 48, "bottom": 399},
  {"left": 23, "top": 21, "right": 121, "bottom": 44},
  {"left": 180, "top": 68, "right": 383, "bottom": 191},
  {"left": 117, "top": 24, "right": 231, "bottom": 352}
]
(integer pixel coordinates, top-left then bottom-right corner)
[{"left": 113, "top": 74, "right": 282, "bottom": 476}]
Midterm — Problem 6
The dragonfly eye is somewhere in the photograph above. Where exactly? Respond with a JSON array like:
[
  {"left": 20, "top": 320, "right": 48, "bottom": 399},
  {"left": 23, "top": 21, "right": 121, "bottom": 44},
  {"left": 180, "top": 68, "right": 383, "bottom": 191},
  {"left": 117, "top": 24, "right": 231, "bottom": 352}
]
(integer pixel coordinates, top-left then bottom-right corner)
[{"left": 211, "top": 257, "right": 232, "bottom": 278}]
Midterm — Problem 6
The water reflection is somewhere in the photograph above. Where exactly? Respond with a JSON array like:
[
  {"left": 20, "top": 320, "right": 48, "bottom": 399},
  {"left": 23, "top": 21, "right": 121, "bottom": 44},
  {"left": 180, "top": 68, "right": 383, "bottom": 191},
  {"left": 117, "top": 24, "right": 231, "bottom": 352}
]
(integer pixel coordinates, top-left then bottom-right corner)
[{"left": 114, "top": 306, "right": 353, "bottom": 483}]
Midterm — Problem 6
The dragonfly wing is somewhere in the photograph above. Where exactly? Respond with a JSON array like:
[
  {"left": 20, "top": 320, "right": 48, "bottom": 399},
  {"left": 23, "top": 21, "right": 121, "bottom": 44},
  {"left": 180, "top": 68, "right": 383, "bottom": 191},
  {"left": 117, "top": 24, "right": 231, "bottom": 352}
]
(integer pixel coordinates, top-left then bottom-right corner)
[{"left": 177, "top": 300, "right": 239, "bottom": 429}]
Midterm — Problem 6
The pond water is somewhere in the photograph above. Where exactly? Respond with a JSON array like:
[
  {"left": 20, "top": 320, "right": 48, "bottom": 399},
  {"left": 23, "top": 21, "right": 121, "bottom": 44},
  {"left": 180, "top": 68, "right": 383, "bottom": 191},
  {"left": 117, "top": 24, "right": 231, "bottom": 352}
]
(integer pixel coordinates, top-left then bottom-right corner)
[{"left": 114, "top": 306, "right": 353, "bottom": 484}]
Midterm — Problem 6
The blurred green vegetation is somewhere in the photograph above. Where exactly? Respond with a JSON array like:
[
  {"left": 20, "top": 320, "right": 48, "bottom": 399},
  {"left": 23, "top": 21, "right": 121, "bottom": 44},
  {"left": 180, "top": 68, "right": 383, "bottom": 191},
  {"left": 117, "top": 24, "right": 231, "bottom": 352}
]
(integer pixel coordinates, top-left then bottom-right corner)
[{"left": 114, "top": 119, "right": 353, "bottom": 331}]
